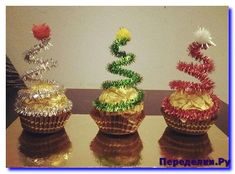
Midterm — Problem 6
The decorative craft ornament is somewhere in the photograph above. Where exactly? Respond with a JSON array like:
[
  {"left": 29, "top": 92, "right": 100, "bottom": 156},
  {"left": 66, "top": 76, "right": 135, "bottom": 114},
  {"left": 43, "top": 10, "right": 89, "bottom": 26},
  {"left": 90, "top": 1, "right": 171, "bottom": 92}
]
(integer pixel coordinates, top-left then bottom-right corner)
[
  {"left": 91, "top": 27, "right": 145, "bottom": 135},
  {"left": 93, "top": 27, "right": 144, "bottom": 112},
  {"left": 161, "top": 27, "right": 220, "bottom": 135},
  {"left": 15, "top": 24, "right": 72, "bottom": 134}
]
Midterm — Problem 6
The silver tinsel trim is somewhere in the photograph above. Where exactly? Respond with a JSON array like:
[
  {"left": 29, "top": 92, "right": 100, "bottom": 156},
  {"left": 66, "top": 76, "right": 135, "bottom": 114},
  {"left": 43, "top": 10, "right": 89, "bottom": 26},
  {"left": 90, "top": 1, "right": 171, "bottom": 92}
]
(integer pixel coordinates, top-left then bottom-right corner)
[
  {"left": 15, "top": 35, "right": 73, "bottom": 117},
  {"left": 15, "top": 99, "right": 72, "bottom": 117},
  {"left": 22, "top": 38, "right": 57, "bottom": 82}
]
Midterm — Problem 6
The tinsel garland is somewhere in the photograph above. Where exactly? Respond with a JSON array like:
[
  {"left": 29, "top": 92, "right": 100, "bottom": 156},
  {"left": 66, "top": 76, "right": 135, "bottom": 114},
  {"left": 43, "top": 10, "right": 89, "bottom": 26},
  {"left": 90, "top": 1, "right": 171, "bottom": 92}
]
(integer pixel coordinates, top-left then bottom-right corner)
[
  {"left": 15, "top": 24, "right": 72, "bottom": 117},
  {"left": 94, "top": 28, "right": 144, "bottom": 112},
  {"left": 162, "top": 28, "right": 220, "bottom": 119},
  {"left": 21, "top": 24, "right": 60, "bottom": 99},
  {"left": 22, "top": 38, "right": 56, "bottom": 82},
  {"left": 102, "top": 39, "right": 142, "bottom": 89},
  {"left": 169, "top": 28, "right": 216, "bottom": 94},
  {"left": 19, "top": 36, "right": 64, "bottom": 100}
]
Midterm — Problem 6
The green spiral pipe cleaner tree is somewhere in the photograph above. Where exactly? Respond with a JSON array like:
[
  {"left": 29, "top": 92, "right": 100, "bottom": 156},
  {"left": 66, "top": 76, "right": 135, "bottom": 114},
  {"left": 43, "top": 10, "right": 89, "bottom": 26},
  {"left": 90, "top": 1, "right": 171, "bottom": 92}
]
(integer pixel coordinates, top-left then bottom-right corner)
[{"left": 94, "top": 27, "right": 144, "bottom": 112}]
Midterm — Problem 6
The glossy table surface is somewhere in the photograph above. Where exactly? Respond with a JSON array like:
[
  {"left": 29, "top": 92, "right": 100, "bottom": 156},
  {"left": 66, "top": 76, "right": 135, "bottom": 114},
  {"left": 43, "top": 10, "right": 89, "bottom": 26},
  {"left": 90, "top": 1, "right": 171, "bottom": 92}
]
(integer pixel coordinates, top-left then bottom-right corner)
[{"left": 6, "top": 115, "right": 229, "bottom": 168}]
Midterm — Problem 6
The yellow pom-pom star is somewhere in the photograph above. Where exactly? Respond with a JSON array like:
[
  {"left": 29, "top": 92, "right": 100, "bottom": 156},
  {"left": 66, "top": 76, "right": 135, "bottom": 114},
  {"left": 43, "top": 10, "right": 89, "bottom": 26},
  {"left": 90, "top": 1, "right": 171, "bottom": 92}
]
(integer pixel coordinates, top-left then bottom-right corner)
[{"left": 116, "top": 27, "right": 131, "bottom": 41}]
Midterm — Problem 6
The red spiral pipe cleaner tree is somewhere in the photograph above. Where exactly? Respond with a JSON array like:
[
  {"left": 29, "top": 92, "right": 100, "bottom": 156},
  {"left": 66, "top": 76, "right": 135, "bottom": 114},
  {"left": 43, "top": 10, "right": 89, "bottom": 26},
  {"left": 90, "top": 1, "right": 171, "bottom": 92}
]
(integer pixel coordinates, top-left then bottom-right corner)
[
  {"left": 162, "top": 27, "right": 220, "bottom": 120},
  {"left": 169, "top": 27, "right": 216, "bottom": 94}
]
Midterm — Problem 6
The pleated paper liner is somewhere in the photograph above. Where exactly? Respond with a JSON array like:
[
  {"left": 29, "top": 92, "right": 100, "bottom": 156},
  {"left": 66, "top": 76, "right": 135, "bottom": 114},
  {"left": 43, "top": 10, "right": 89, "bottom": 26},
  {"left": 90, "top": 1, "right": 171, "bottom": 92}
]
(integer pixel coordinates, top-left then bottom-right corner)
[
  {"left": 162, "top": 111, "right": 218, "bottom": 135},
  {"left": 19, "top": 111, "right": 71, "bottom": 134},
  {"left": 19, "top": 128, "right": 72, "bottom": 167},
  {"left": 158, "top": 127, "right": 213, "bottom": 160},
  {"left": 161, "top": 94, "right": 220, "bottom": 135},
  {"left": 90, "top": 131, "right": 143, "bottom": 167},
  {"left": 90, "top": 108, "right": 145, "bottom": 135}
]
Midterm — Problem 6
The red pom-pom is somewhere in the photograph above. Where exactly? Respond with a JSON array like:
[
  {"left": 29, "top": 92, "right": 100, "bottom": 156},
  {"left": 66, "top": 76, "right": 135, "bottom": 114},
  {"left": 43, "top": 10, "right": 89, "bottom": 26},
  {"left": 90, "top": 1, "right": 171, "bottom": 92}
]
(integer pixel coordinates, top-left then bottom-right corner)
[{"left": 32, "top": 23, "right": 51, "bottom": 40}]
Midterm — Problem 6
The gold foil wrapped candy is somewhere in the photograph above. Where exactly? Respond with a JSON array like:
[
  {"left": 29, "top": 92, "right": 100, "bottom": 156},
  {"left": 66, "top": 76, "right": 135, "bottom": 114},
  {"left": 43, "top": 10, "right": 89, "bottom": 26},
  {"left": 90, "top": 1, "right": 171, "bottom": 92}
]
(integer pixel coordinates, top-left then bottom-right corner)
[
  {"left": 15, "top": 24, "right": 72, "bottom": 134},
  {"left": 169, "top": 91, "right": 214, "bottom": 111}
]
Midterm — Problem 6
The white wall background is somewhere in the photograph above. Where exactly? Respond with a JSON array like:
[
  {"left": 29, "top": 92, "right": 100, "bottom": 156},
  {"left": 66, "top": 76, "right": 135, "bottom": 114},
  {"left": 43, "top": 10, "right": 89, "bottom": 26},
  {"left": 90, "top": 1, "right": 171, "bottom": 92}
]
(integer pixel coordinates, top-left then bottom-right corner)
[{"left": 6, "top": 6, "right": 228, "bottom": 103}]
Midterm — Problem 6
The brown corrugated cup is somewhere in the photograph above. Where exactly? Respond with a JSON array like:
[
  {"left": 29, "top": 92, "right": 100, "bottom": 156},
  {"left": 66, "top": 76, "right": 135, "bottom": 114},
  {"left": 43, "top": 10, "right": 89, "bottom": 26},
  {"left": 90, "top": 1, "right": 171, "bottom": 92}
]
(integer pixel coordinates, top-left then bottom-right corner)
[
  {"left": 90, "top": 109, "right": 145, "bottom": 135},
  {"left": 162, "top": 110, "right": 218, "bottom": 135},
  {"left": 19, "top": 112, "right": 71, "bottom": 134},
  {"left": 161, "top": 95, "right": 220, "bottom": 135}
]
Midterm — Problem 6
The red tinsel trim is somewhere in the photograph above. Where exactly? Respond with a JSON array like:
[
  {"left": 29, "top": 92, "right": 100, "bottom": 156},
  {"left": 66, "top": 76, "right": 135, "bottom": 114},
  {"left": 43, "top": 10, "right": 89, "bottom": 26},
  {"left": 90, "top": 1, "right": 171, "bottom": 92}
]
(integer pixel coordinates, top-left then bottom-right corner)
[
  {"left": 161, "top": 94, "right": 220, "bottom": 121},
  {"left": 170, "top": 42, "right": 215, "bottom": 94}
]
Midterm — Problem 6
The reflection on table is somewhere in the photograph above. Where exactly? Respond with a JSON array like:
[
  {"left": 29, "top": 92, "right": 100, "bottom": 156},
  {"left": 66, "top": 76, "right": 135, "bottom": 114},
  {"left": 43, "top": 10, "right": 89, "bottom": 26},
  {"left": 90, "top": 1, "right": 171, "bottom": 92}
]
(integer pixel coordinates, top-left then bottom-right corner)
[
  {"left": 90, "top": 131, "right": 143, "bottom": 167},
  {"left": 158, "top": 127, "right": 213, "bottom": 167},
  {"left": 6, "top": 116, "right": 228, "bottom": 168},
  {"left": 18, "top": 129, "right": 72, "bottom": 167}
]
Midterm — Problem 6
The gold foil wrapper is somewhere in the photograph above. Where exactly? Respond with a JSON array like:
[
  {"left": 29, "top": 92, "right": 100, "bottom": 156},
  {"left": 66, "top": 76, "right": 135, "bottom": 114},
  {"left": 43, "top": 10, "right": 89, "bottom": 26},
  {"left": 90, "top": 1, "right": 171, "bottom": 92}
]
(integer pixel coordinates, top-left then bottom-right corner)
[
  {"left": 17, "top": 81, "right": 62, "bottom": 100},
  {"left": 99, "top": 87, "right": 139, "bottom": 104},
  {"left": 30, "top": 82, "right": 58, "bottom": 92},
  {"left": 21, "top": 94, "right": 69, "bottom": 113},
  {"left": 169, "top": 91, "right": 213, "bottom": 111}
]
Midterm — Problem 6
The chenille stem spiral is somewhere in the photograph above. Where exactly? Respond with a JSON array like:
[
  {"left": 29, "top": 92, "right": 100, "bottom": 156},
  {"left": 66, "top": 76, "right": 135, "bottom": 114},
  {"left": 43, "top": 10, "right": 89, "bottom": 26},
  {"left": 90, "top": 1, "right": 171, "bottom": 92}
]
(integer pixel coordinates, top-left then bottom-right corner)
[{"left": 94, "top": 34, "right": 144, "bottom": 112}]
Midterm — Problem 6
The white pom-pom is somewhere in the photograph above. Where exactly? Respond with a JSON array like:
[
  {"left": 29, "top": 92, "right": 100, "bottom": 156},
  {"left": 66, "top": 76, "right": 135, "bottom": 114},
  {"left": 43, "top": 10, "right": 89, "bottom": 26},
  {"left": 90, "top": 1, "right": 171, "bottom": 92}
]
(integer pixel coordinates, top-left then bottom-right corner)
[{"left": 194, "top": 27, "right": 216, "bottom": 46}]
